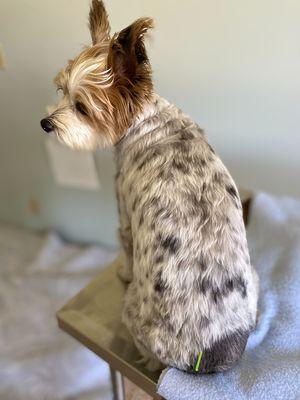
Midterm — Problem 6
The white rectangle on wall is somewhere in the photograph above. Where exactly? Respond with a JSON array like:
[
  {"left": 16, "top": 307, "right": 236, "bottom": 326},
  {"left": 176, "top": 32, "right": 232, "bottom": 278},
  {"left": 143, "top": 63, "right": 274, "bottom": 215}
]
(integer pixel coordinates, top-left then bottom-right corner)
[{"left": 45, "top": 137, "right": 100, "bottom": 190}]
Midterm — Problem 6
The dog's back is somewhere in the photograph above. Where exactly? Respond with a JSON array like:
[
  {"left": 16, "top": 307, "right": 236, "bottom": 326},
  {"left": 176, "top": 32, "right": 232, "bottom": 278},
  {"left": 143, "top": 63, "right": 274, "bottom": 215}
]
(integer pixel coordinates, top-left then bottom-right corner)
[{"left": 116, "top": 96, "right": 259, "bottom": 372}]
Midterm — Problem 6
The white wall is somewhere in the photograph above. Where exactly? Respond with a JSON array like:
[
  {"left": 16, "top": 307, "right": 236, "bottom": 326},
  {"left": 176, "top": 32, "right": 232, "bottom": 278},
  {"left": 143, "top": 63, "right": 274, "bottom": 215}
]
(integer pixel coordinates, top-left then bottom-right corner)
[{"left": 1, "top": 0, "right": 300, "bottom": 245}]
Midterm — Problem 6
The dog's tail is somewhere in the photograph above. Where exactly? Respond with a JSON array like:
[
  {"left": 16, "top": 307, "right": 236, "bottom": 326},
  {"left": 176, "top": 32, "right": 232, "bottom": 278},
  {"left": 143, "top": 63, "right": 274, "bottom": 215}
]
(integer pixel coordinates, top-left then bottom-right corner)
[{"left": 190, "top": 328, "right": 250, "bottom": 374}]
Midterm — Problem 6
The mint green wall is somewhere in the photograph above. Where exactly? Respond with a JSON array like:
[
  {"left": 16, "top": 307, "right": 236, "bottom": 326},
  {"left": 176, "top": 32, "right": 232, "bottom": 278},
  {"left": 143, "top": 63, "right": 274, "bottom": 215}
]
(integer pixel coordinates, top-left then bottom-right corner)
[{"left": 1, "top": 0, "right": 300, "bottom": 246}]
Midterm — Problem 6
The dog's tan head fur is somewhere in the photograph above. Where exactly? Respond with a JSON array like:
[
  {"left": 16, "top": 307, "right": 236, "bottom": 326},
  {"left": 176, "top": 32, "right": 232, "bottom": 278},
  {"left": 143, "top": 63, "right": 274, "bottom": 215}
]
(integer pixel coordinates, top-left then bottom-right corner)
[{"left": 44, "top": 0, "right": 153, "bottom": 150}]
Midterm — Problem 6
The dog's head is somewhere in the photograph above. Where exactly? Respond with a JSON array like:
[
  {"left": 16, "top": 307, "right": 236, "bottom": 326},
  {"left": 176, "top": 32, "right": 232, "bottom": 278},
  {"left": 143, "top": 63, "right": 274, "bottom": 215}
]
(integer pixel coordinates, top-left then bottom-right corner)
[{"left": 41, "top": 0, "right": 153, "bottom": 150}]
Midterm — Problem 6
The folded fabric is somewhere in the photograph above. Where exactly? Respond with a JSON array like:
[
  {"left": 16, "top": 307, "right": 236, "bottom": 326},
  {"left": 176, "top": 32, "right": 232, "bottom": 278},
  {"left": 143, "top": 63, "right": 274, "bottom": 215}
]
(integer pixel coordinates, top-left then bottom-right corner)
[{"left": 157, "top": 192, "right": 300, "bottom": 400}]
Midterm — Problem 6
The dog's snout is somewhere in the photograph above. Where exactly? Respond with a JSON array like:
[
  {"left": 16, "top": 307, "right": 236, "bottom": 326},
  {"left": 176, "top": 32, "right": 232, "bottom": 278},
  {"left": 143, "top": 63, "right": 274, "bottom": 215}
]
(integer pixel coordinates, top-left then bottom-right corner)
[{"left": 40, "top": 118, "right": 54, "bottom": 133}]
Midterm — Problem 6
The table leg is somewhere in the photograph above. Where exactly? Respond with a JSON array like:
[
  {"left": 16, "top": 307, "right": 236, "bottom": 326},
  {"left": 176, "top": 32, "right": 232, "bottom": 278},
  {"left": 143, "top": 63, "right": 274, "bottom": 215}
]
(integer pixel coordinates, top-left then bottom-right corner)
[{"left": 110, "top": 366, "right": 125, "bottom": 400}]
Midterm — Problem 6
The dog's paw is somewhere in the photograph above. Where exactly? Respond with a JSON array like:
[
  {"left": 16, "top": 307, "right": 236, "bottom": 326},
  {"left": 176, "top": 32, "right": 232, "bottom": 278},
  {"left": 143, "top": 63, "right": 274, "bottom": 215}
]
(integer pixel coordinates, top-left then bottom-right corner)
[
  {"left": 135, "top": 355, "right": 163, "bottom": 372},
  {"left": 145, "top": 358, "right": 164, "bottom": 372},
  {"left": 116, "top": 261, "right": 133, "bottom": 283}
]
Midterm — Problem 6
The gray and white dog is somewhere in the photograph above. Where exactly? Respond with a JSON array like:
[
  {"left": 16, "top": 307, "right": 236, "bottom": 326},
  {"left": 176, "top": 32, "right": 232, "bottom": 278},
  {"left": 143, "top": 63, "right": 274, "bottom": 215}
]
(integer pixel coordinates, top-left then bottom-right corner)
[{"left": 41, "top": 0, "right": 259, "bottom": 373}]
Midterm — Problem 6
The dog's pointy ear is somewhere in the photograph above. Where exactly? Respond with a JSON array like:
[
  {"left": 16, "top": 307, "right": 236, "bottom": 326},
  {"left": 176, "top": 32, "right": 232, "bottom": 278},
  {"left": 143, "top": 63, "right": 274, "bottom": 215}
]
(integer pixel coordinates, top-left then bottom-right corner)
[
  {"left": 108, "top": 18, "right": 154, "bottom": 85},
  {"left": 89, "top": 0, "right": 110, "bottom": 44}
]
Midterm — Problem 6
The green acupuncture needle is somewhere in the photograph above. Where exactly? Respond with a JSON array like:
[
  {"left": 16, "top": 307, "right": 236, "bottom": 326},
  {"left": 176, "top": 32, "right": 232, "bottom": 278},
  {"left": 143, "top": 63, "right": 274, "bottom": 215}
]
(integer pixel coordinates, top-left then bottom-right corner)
[{"left": 194, "top": 351, "right": 203, "bottom": 372}]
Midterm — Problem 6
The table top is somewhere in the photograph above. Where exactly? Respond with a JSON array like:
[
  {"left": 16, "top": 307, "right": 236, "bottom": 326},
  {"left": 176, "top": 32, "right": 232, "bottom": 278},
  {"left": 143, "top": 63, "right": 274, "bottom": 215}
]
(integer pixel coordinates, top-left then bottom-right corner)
[
  {"left": 57, "top": 259, "right": 163, "bottom": 398},
  {"left": 57, "top": 189, "right": 251, "bottom": 399}
]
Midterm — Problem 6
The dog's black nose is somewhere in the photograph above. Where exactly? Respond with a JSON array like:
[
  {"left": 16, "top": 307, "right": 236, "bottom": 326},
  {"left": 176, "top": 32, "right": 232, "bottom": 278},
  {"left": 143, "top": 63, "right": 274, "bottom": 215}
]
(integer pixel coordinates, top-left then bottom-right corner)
[{"left": 40, "top": 118, "right": 54, "bottom": 133}]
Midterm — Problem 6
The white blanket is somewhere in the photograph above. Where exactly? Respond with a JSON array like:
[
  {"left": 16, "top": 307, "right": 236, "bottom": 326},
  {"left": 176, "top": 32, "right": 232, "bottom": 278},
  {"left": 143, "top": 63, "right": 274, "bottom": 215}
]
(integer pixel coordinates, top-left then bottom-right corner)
[{"left": 0, "top": 223, "right": 116, "bottom": 400}]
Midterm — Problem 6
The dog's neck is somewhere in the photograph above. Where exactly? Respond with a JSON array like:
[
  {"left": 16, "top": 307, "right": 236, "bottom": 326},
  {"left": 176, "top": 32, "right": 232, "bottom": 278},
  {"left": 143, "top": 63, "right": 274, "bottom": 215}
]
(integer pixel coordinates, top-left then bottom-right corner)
[{"left": 114, "top": 93, "right": 185, "bottom": 165}]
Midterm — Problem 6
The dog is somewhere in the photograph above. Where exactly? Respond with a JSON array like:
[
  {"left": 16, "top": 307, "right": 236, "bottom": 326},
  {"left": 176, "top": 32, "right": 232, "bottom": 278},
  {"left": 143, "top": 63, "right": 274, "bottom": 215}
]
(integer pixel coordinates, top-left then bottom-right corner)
[{"left": 41, "top": 0, "right": 259, "bottom": 373}]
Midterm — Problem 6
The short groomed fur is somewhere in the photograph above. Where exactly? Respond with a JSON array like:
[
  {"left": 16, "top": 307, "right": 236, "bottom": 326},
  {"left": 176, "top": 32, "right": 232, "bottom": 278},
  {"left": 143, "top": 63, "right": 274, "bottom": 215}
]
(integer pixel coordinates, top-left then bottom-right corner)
[{"left": 42, "top": 0, "right": 259, "bottom": 373}]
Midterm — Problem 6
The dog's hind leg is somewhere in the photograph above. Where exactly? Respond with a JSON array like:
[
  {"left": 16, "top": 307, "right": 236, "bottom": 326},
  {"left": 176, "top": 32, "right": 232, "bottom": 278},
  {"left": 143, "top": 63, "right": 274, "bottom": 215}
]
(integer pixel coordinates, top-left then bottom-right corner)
[{"left": 133, "top": 338, "right": 164, "bottom": 372}]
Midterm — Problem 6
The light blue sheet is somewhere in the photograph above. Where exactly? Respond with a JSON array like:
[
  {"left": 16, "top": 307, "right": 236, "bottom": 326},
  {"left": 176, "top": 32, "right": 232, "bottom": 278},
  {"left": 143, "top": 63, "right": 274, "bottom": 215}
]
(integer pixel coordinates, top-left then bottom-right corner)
[{"left": 157, "top": 192, "right": 300, "bottom": 400}]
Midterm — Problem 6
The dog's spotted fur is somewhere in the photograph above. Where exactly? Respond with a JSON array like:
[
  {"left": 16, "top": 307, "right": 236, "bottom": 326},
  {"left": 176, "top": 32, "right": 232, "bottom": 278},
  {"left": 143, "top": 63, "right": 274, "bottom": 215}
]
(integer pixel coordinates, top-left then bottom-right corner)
[
  {"left": 42, "top": 0, "right": 259, "bottom": 373},
  {"left": 115, "top": 96, "right": 259, "bottom": 371}
]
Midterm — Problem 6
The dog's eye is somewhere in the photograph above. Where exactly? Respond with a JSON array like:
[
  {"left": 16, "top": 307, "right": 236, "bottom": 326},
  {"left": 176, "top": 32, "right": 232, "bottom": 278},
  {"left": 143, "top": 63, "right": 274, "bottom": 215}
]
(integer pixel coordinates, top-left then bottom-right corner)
[
  {"left": 56, "top": 87, "right": 63, "bottom": 94},
  {"left": 75, "top": 102, "right": 88, "bottom": 116}
]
